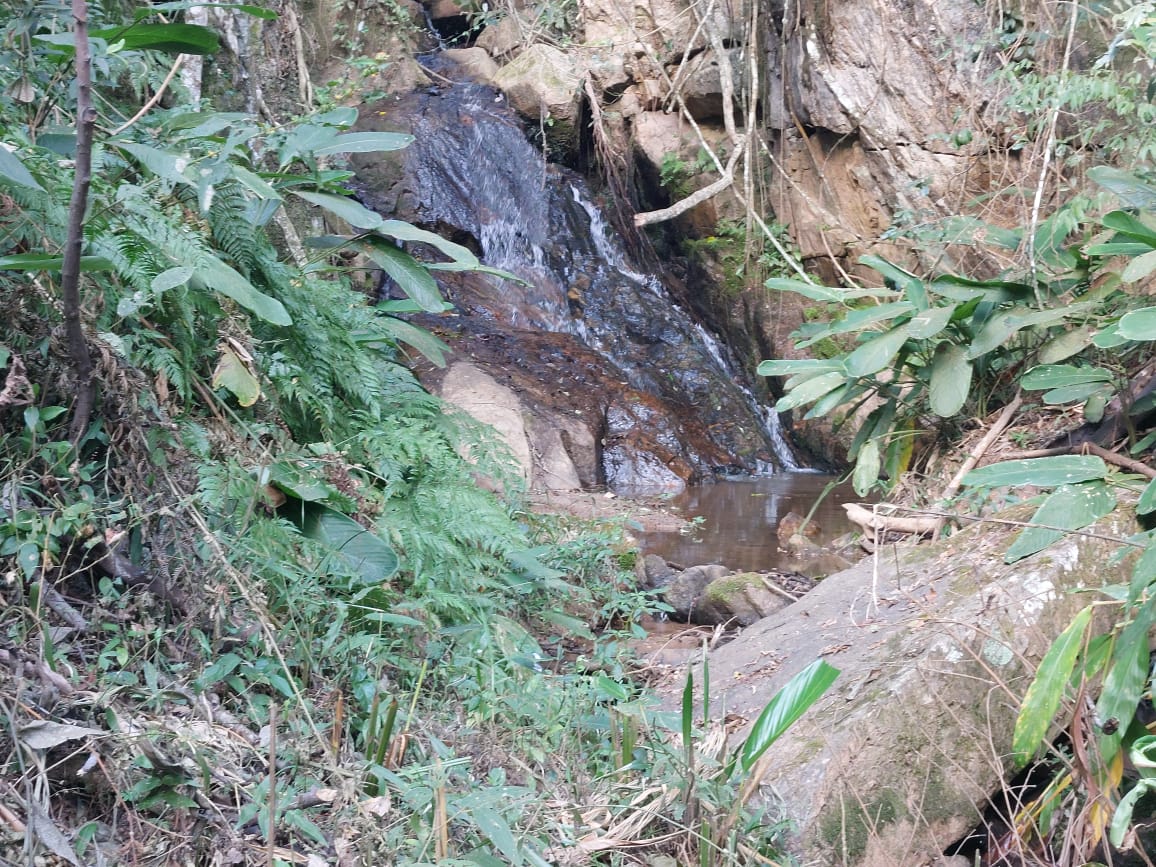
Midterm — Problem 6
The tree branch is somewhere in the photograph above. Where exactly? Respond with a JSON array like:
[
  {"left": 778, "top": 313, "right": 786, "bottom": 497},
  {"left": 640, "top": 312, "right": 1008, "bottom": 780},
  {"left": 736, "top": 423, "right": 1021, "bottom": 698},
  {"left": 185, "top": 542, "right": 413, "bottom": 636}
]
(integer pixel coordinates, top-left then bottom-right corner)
[
  {"left": 633, "top": 143, "right": 743, "bottom": 227},
  {"left": 63, "top": 0, "right": 97, "bottom": 445}
]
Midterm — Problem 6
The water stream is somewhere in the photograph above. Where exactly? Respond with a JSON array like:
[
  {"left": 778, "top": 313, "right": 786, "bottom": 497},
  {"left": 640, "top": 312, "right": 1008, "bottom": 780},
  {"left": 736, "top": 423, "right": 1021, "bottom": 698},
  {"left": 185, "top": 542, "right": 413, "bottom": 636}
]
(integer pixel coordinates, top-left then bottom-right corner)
[
  {"left": 389, "top": 75, "right": 798, "bottom": 478},
  {"left": 636, "top": 475, "right": 855, "bottom": 573}
]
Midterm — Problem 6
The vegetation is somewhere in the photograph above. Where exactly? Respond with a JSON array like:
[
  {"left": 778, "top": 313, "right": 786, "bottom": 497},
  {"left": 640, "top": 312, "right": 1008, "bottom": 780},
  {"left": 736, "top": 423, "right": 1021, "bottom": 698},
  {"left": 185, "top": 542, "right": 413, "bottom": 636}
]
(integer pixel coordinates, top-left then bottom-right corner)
[
  {"left": 0, "top": 1, "right": 838, "bottom": 864},
  {"left": 761, "top": 0, "right": 1156, "bottom": 858}
]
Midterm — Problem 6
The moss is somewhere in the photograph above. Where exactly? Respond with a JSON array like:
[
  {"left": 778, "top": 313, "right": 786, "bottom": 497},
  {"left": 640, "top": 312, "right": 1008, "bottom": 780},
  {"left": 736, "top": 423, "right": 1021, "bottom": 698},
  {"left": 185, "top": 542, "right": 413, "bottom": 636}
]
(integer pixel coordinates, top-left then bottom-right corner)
[
  {"left": 817, "top": 788, "right": 902, "bottom": 860},
  {"left": 703, "top": 571, "right": 761, "bottom": 602}
]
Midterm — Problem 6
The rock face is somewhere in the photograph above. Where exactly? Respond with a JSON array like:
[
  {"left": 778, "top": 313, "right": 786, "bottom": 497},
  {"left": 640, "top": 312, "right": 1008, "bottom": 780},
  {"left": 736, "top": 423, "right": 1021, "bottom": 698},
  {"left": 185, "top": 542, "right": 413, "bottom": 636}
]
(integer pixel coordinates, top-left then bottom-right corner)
[{"left": 665, "top": 511, "right": 1132, "bottom": 866}]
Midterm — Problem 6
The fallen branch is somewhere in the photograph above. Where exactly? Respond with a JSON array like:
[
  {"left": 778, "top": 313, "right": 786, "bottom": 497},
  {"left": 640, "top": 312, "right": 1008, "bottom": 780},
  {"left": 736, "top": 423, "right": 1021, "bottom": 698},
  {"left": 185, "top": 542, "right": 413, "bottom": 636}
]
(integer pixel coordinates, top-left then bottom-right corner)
[
  {"left": 633, "top": 143, "right": 743, "bottom": 227},
  {"left": 843, "top": 503, "right": 939, "bottom": 538}
]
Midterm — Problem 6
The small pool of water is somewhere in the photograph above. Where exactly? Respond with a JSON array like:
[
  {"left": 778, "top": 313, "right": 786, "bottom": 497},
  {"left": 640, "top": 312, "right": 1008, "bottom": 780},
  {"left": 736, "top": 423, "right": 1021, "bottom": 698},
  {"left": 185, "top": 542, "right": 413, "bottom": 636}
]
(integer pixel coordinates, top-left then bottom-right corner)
[{"left": 632, "top": 473, "right": 856, "bottom": 573}]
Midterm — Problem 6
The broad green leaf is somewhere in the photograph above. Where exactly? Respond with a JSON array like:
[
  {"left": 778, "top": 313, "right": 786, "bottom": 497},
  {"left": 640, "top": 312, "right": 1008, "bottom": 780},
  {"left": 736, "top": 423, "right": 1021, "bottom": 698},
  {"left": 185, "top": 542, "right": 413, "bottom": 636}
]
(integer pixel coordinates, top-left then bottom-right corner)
[
  {"left": 1012, "top": 605, "right": 1092, "bottom": 766},
  {"left": 1089, "top": 166, "right": 1156, "bottom": 210},
  {"left": 739, "top": 659, "right": 838, "bottom": 773},
  {"left": 758, "top": 358, "right": 845, "bottom": 377},
  {"left": 267, "top": 459, "right": 353, "bottom": 507},
  {"left": 359, "top": 238, "right": 445, "bottom": 312},
  {"left": 963, "top": 455, "right": 1108, "bottom": 488},
  {"left": 0, "top": 253, "right": 113, "bottom": 272},
  {"left": 1021, "top": 364, "right": 1113, "bottom": 391},
  {"left": 1138, "top": 478, "right": 1156, "bottom": 516},
  {"left": 796, "top": 302, "right": 913, "bottom": 348},
  {"left": 301, "top": 502, "right": 398, "bottom": 585},
  {"left": 470, "top": 807, "right": 521, "bottom": 866},
  {"left": 1084, "top": 390, "right": 1108, "bottom": 424},
  {"left": 373, "top": 317, "right": 449, "bottom": 367},
  {"left": 113, "top": 141, "right": 190, "bottom": 185},
  {"left": 211, "top": 346, "right": 261, "bottom": 406},
  {"left": 1092, "top": 321, "right": 1132, "bottom": 349},
  {"left": 852, "top": 439, "right": 881, "bottom": 496},
  {"left": 293, "top": 190, "right": 383, "bottom": 229},
  {"left": 1041, "top": 382, "right": 1113, "bottom": 405},
  {"left": 1096, "top": 597, "right": 1156, "bottom": 762},
  {"left": 1038, "top": 326, "right": 1095, "bottom": 363},
  {"left": 1004, "top": 482, "right": 1116, "bottom": 563},
  {"left": 906, "top": 304, "right": 955, "bottom": 340},
  {"left": 151, "top": 266, "right": 194, "bottom": 293},
  {"left": 195, "top": 257, "right": 292, "bottom": 325},
  {"left": 595, "top": 673, "right": 629, "bottom": 702},
  {"left": 1086, "top": 241, "right": 1156, "bottom": 257},
  {"left": 314, "top": 132, "right": 415, "bottom": 155},
  {"left": 378, "top": 220, "right": 479, "bottom": 265},
  {"left": 1123, "top": 249, "right": 1156, "bottom": 284},
  {"left": 1101, "top": 210, "right": 1156, "bottom": 246},
  {"left": 0, "top": 146, "right": 43, "bottom": 190},
  {"left": 765, "top": 277, "right": 898, "bottom": 302},
  {"left": 1128, "top": 541, "right": 1156, "bottom": 602},
  {"left": 775, "top": 371, "right": 846, "bottom": 412},
  {"left": 805, "top": 382, "right": 859, "bottom": 420},
  {"left": 932, "top": 274, "right": 1033, "bottom": 303},
  {"left": 845, "top": 324, "right": 910, "bottom": 377},
  {"left": 1110, "top": 779, "right": 1156, "bottom": 847},
  {"left": 966, "top": 306, "right": 1081, "bottom": 359},
  {"left": 929, "top": 343, "right": 972, "bottom": 417},
  {"left": 1118, "top": 307, "right": 1156, "bottom": 341},
  {"left": 90, "top": 22, "right": 220, "bottom": 54},
  {"left": 859, "top": 255, "right": 927, "bottom": 309}
]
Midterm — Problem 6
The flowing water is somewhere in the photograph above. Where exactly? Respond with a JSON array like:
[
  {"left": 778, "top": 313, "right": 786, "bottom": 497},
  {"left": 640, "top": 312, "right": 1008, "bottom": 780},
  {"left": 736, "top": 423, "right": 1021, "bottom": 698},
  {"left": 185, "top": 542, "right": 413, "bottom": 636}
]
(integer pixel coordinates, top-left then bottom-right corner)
[
  {"left": 390, "top": 75, "right": 797, "bottom": 476},
  {"left": 636, "top": 474, "right": 856, "bottom": 573}
]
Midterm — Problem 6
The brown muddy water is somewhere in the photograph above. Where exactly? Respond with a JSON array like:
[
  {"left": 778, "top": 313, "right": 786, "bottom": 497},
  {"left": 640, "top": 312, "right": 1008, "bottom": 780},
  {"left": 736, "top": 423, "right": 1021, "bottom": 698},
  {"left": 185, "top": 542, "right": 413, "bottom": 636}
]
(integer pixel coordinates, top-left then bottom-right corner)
[{"left": 632, "top": 473, "right": 856, "bottom": 573}]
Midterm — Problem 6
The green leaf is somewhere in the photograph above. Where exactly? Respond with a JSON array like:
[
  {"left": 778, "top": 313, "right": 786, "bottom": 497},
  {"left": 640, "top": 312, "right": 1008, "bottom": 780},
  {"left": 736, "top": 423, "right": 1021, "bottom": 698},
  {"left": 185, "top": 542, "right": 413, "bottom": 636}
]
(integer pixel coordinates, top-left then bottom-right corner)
[
  {"left": 194, "top": 257, "right": 292, "bottom": 325},
  {"left": 377, "top": 221, "right": 479, "bottom": 265},
  {"left": 1139, "top": 479, "right": 1156, "bottom": 516},
  {"left": 211, "top": 346, "right": 261, "bottom": 406},
  {"left": 358, "top": 238, "right": 445, "bottom": 312},
  {"left": 292, "top": 190, "right": 383, "bottom": 230},
  {"left": 931, "top": 274, "right": 1033, "bottom": 303},
  {"left": 739, "top": 659, "right": 838, "bottom": 773},
  {"left": 928, "top": 343, "right": 972, "bottom": 417},
  {"left": 314, "top": 132, "right": 415, "bottom": 155},
  {"left": 1118, "top": 307, "right": 1156, "bottom": 341},
  {"left": 1110, "top": 779, "right": 1156, "bottom": 847},
  {"left": 1088, "top": 166, "right": 1156, "bottom": 210},
  {"left": 1012, "top": 605, "right": 1092, "bottom": 766},
  {"left": 0, "top": 146, "right": 43, "bottom": 190},
  {"left": 765, "top": 277, "right": 897, "bottom": 302},
  {"left": 1101, "top": 210, "right": 1156, "bottom": 246},
  {"left": 1004, "top": 482, "right": 1116, "bottom": 563},
  {"left": 795, "top": 302, "right": 914, "bottom": 349},
  {"left": 844, "top": 324, "right": 910, "bottom": 377},
  {"left": 966, "top": 306, "right": 1080, "bottom": 359},
  {"left": 1096, "top": 597, "right": 1156, "bottom": 762},
  {"left": 0, "top": 253, "right": 113, "bottom": 272},
  {"left": 775, "top": 371, "right": 846, "bottom": 412},
  {"left": 1123, "top": 249, "right": 1156, "bottom": 284},
  {"left": 151, "top": 266, "right": 194, "bottom": 293},
  {"left": 852, "top": 439, "right": 881, "bottom": 496},
  {"left": 758, "top": 359, "right": 845, "bottom": 377},
  {"left": 1041, "top": 383, "right": 1113, "bottom": 406},
  {"left": 471, "top": 807, "right": 521, "bottom": 866},
  {"left": 595, "top": 674, "right": 629, "bottom": 702},
  {"left": 372, "top": 317, "right": 449, "bottom": 367},
  {"left": 90, "top": 22, "right": 221, "bottom": 54},
  {"left": 113, "top": 141, "right": 190, "bottom": 185},
  {"left": 1038, "top": 326, "right": 1094, "bottom": 363},
  {"left": 906, "top": 304, "right": 955, "bottom": 340},
  {"left": 301, "top": 503, "right": 398, "bottom": 585},
  {"left": 1021, "top": 364, "right": 1113, "bottom": 391},
  {"left": 1128, "top": 541, "right": 1156, "bottom": 603},
  {"left": 962, "top": 455, "right": 1108, "bottom": 488}
]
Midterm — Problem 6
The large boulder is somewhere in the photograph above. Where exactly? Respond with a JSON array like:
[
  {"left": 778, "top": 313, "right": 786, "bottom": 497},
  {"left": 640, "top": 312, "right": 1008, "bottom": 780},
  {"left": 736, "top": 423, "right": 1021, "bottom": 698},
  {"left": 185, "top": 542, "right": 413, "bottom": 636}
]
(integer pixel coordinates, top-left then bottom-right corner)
[
  {"left": 694, "top": 571, "right": 792, "bottom": 626},
  {"left": 492, "top": 43, "right": 584, "bottom": 128},
  {"left": 580, "top": 0, "right": 740, "bottom": 64},
  {"left": 666, "top": 509, "right": 1132, "bottom": 865}
]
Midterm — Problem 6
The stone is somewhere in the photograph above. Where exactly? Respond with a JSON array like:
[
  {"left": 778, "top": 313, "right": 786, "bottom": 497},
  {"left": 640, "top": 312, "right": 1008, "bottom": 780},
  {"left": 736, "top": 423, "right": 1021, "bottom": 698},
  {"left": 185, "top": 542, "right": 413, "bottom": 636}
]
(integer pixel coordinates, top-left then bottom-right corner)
[
  {"left": 476, "top": 16, "right": 524, "bottom": 60},
  {"left": 580, "top": 0, "right": 740, "bottom": 64},
  {"left": 693, "top": 571, "right": 791, "bottom": 626},
  {"left": 665, "top": 508, "right": 1133, "bottom": 866},
  {"left": 492, "top": 43, "right": 585, "bottom": 129},
  {"left": 426, "top": 0, "right": 464, "bottom": 19},
  {"left": 439, "top": 362, "right": 532, "bottom": 485},
  {"left": 663, "top": 564, "right": 730, "bottom": 621},
  {"left": 440, "top": 47, "right": 500, "bottom": 85},
  {"left": 667, "top": 48, "right": 742, "bottom": 122},
  {"left": 643, "top": 554, "right": 677, "bottom": 587},
  {"left": 777, "top": 510, "right": 821, "bottom": 543}
]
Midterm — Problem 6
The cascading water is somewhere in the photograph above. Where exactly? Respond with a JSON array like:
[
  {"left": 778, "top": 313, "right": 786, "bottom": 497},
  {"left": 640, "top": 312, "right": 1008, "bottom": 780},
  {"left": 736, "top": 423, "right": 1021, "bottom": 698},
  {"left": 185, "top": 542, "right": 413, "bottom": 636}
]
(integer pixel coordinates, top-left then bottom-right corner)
[{"left": 360, "top": 71, "right": 799, "bottom": 485}]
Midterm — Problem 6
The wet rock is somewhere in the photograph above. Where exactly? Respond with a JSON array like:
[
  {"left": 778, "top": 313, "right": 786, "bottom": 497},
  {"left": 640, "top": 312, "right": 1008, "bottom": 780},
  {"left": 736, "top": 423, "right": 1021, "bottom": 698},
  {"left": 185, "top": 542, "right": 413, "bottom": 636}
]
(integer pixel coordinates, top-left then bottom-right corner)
[
  {"left": 642, "top": 554, "right": 677, "bottom": 587},
  {"left": 694, "top": 571, "right": 791, "bottom": 626},
  {"left": 493, "top": 43, "right": 584, "bottom": 130},
  {"left": 440, "top": 47, "right": 500, "bottom": 85},
  {"left": 784, "top": 550, "right": 855, "bottom": 581},
  {"left": 777, "top": 510, "right": 821, "bottom": 543},
  {"left": 663, "top": 564, "right": 729, "bottom": 621},
  {"left": 670, "top": 508, "right": 1134, "bottom": 866},
  {"left": 475, "top": 16, "right": 522, "bottom": 59}
]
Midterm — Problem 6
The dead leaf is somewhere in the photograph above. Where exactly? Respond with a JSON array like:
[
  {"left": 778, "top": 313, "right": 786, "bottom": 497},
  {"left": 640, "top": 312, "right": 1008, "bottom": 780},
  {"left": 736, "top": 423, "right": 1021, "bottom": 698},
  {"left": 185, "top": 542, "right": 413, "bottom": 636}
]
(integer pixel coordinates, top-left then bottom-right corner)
[
  {"left": 27, "top": 803, "right": 80, "bottom": 865},
  {"left": 19, "top": 721, "right": 102, "bottom": 751}
]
